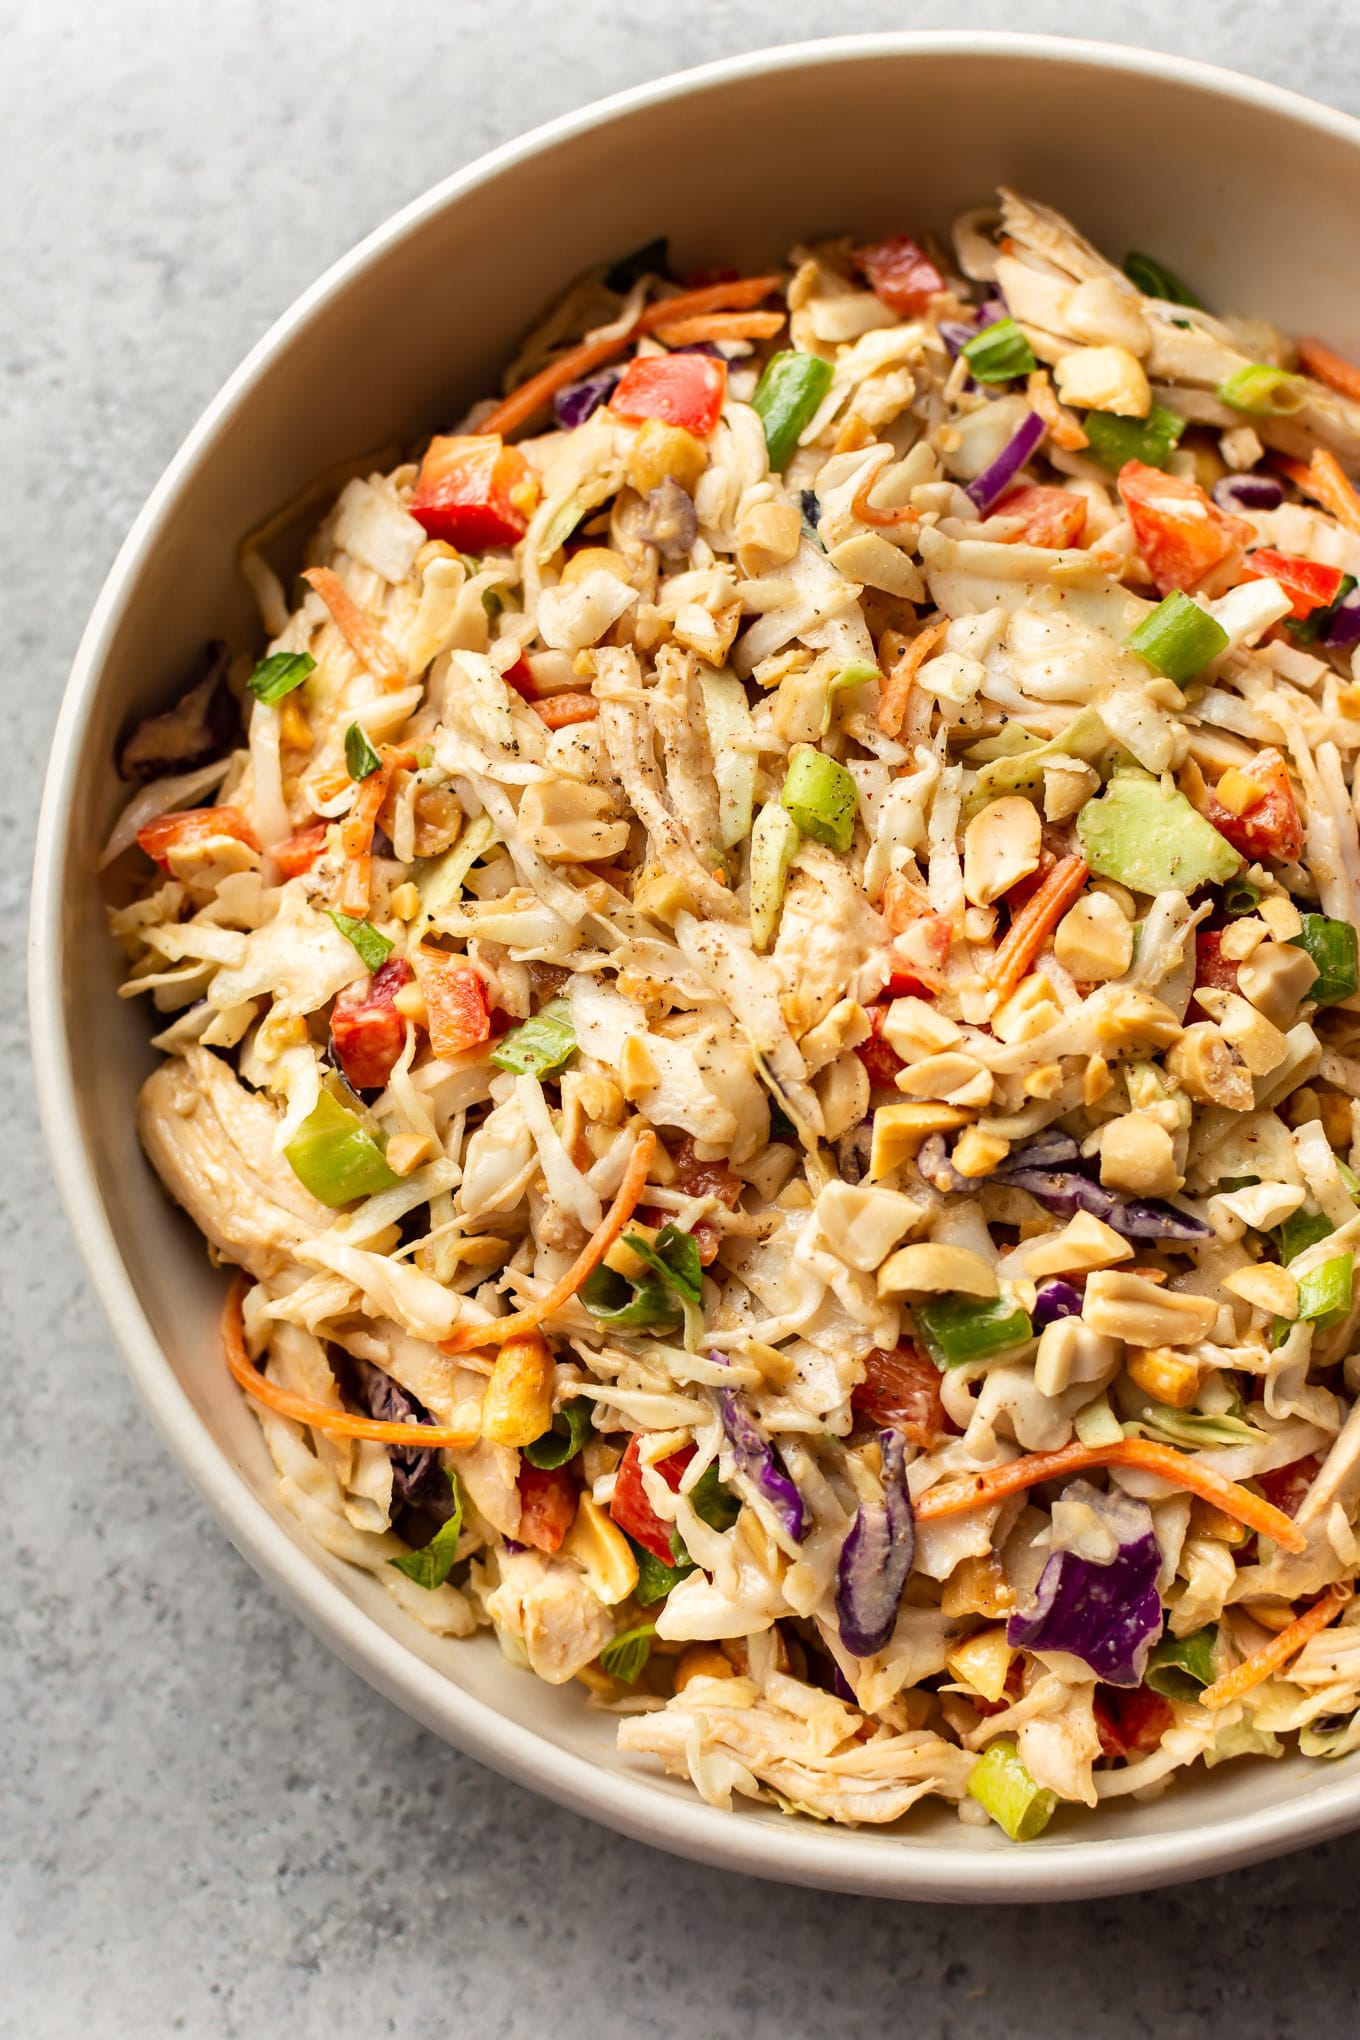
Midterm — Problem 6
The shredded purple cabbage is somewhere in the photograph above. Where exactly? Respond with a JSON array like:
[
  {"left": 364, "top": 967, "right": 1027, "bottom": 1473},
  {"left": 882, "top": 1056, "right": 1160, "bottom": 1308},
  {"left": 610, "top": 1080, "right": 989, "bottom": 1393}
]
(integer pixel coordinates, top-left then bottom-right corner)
[
  {"left": 1007, "top": 1128, "right": 1081, "bottom": 1171},
  {"left": 553, "top": 368, "right": 621, "bottom": 429},
  {"left": 998, "top": 1165, "right": 1212, "bottom": 1243},
  {"left": 938, "top": 320, "right": 976, "bottom": 358},
  {"left": 916, "top": 1131, "right": 970, "bottom": 1193},
  {"left": 1213, "top": 473, "right": 1283, "bottom": 514},
  {"left": 1033, "top": 1279, "right": 1083, "bottom": 1329},
  {"left": 835, "top": 1430, "right": 916, "bottom": 1658},
  {"left": 715, "top": 1383, "right": 806, "bottom": 1542},
  {"left": 350, "top": 1356, "right": 443, "bottom": 1505},
  {"left": 1325, "top": 588, "right": 1360, "bottom": 649},
  {"left": 966, "top": 410, "right": 1046, "bottom": 515},
  {"left": 1007, "top": 1481, "right": 1162, "bottom": 1687}
]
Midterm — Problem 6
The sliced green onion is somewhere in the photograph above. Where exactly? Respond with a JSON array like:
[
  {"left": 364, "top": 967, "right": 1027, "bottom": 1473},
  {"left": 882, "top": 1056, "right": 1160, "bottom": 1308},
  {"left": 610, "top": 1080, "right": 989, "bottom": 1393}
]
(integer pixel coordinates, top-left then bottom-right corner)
[
  {"left": 1293, "top": 572, "right": 1357, "bottom": 645},
  {"left": 751, "top": 351, "right": 836, "bottom": 471},
  {"left": 915, "top": 1295, "right": 1034, "bottom": 1370},
  {"left": 1083, "top": 404, "right": 1184, "bottom": 473},
  {"left": 1338, "top": 1158, "right": 1360, "bottom": 1204},
  {"left": 1123, "top": 251, "right": 1204, "bottom": 309},
  {"left": 749, "top": 799, "right": 801, "bottom": 951},
  {"left": 599, "top": 1622, "right": 656, "bottom": 1684},
  {"left": 284, "top": 1089, "right": 400, "bottom": 1205},
  {"left": 1290, "top": 913, "right": 1359, "bottom": 1006},
  {"left": 489, "top": 998, "right": 576, "bottom": 1079},
  {"left": 821, "top": 660, "right": 880, "bottom": 737},
  {"left": 389, "top": 1470, "right": 464, "bottom": 1589},
  {"left": 1222, "top": 876, "right": 1262, "bottom": 916},
  {"left": 523, "top": 1397, "right": 593, "bottom": 1471},
  {"left": 414, "top": 812, "right": 497, "bottom": 936},
  {"left": 1144, "top": 1624, "right": 1218, "bottom": 1700},
  {"left": 1125, "top": 590, "right": 1228, "bottom": 686},
  {"left": 781, "top": 745, "right": 858, "bottom": 854},
  {"left": 1217, "top": 365, "right": 1308, "bottom": 417},
  {"left": 326, "top": 909, "right": 394, "bottom": 973},
  {"left": 482, "top": 587, "right": 504, "bottom": 619},
  {"left": 961, "top": 317, "right": 1037, "bottom": 383},
  {"left": 966, "top": 1739, "right": 1056, "bottom": 1842},
  {"left": 687, "top": 1461, "right": 741, "bottom": 1532},
  {"left": 344, "top": 721, "right": 382, "bottom": 781},
  {"left": 1297, "top": 1252, "right": 1354, "bottom": 1328},
  {"left": 248, "top": 650, "right": 316, "bottom": 704},
  {"left": 1275, "top": 1204, "right": 1335, "bottom": 1264},
  {"left": 630, "top": 1539, "right": 694, "bottom": 1606}
]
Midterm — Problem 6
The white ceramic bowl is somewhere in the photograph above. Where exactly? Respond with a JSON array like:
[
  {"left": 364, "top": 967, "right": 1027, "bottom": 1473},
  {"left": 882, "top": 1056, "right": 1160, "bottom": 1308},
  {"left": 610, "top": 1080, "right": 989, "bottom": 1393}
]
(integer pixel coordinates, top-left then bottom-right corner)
[{"left": 32, "top": 32, "right": 1360, "bottom": 1901}]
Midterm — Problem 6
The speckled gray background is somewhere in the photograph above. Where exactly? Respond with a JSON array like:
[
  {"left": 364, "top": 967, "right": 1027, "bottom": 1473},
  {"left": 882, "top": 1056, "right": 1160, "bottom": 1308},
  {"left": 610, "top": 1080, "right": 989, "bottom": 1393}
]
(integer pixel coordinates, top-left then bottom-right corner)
[{"left": 8, "top": 3, "right": 1360, "bottom": 2034}]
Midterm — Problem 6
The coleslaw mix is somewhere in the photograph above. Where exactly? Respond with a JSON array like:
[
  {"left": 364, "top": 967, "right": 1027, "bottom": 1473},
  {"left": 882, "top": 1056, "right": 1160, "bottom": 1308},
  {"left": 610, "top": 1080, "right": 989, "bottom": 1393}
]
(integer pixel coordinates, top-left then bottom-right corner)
[{"left": 106, "top": 191, "right": 1360, "bottom": 1837}]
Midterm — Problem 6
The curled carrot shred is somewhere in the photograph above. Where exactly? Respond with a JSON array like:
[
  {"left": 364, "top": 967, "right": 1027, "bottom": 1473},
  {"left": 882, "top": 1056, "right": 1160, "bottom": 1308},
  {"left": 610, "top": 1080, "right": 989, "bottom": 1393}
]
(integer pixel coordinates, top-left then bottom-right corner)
[
  {"left": 986, "top": 853, "right": 1089, "bottom": 997},
  {"left": 852, "top": 455, "right": 920, "bottom": 532},
  {"left": 1297, "top": 336, "right": 1360, "bottom": 406},
  {"left": 338, "top": 744, "right": 416, "bottom": 915},
  {"left": 223, "top": 1276, "right": 479, "bottom": 1447},
  {"left": 477, "top": 276, "right": 784, "bottom": 440},
  {"left": 1026, "top": 367, "right": 1089, "bottom": 452},
  {"left": 1274, "top": 448, "right": 1360, "bottom": 537},
  {"left": 302, "top": 566, "right": 406, "bottom": 688},
  {"left": 1200, "top": 1584, "right": 1351, "bottom": 1711},
  {"left": 913, "top": 1436, "right": 1308, "bottom": 1553},
  {"left": 533, "top": 691, "right": 600, "bottom": 729},
  {"left": 877, "top": 618, "right": 947, "bottom": 739},
  {"left": 443, "top": 1128, "right": 657, "bottom": 1351},
  {"left": 650, "top": 309, "right": 786, "bottom": 347}
]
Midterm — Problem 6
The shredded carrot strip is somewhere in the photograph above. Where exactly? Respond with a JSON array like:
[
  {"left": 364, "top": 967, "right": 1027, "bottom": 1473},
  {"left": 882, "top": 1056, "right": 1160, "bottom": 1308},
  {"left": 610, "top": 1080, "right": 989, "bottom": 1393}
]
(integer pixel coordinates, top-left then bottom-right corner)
[
  {"left": 986, "top": 853, "right": 1089, "bottom": 996},
  {"left": 1306, "top": 448, "right": 1360, "bottom": 537},
  {"left": 1297, "top": 336, "right": 1360, "bottom": 405},
  {"left": 443, "top": 1128, "right": 657, "bottom": 1351},
  {"left": 338, "top": 744, "right": 415, "bottom": 915},
  {"left": 650, "top": 310, "right": 786, "bottom": 347},
  {"left": 476, "top": 276, "right": 784, "bottom": 439},
  {"left": 223, "top": 1277, "right": 479, "bottom": 1447},
  {"left": 1200, "top": 1584, "right": 1351, "bottom": 1711},
  {"left": 533, "top": 691, "right": 600, "bottom": 729},
  {"left": 1027, "top": 368, "right": 1089, "bottom": 451},
  {"left": 302, "top": 566, "right": 406, "bottom": 688},
  {"left": 877, "top": 618, "right": 947, "bottom": 738},
  {"left": 852, "top": 455, "right": 920, "bottom": 532},
  {"left": 914, "top": 1437, "right": 1308, "bottom": 1552}
]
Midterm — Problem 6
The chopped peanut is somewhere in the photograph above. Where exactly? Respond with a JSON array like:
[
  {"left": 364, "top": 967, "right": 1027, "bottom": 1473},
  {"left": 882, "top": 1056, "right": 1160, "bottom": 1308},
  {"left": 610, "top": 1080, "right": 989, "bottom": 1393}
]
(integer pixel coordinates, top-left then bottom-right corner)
[
  {"left": 1236, "top": 942, "right": 1319, "bottom": 1029},
  {"left": 869, "top": 1101, "right": 974, "bottom": 1178},
  {"left": 1223, "top": 1262, "right": 1299, "bottom": 1319},
  {"left": 963, "top": 796, "right": 1042, "bottom": 908},
  {"left": 480, "top": 1331, "right": 556, "bottom": 1447},
  {"left": 1054, "top": 343, "right": 1152, "bottom": 417},
  {"left": 946, "top": 1625, "right": 1017, "bottom": 1703},
  {"left": 736, "top": 499, "right": 803, "bottom": 577},
  {"left": 561, "top": 1494, "right": 639, "bottom": 1606},
  {"left": 1100, "top": 1115, "right": 1183, "bottom": 1199},
  {"left": 674, "top": 1643, "right": 737, "bottom": 1691},
  {"left": 1054, "top": 892, "right": 1134, "bottom": 982},
  {"left": 876, "top": 1241, "right": 999, "bottom": 1298},
  {"left": 626, "top": 419, "right": 707, "bottom": 497},
  {"left": 1166, "top": 1023, "right": 1253, "bottom": 1109}
]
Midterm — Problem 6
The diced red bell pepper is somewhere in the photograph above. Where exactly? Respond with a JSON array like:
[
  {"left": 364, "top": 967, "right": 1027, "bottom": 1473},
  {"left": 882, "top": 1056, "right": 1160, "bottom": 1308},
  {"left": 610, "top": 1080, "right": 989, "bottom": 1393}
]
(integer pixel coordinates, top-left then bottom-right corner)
[
  {"left": 1240, "top": 547, "right": 1346, "bottom": 621},
  {"left": 136, "top": 805, "right": 259, "bottom": 871},
  {"left": 1201, "top": 750, "right": 1304, "bottom": 864},
  {"left": 609, "top": 352, "right": 726, "bottom": 436},
  {"left": 330, "top": 957, "right": 414, "bottom": 1091},
  {"left": 668, "top": 1137, "right": 741, "bottom": 1265},
  {"left": 502, "top": 652, "right": 538, "bottom": 700},
  {"left": 273, "top": 820, "right": 330, "bottom": 879},
  {"left": 995, "top": 485, "right": 1088, "bottom": 550},
  {"left": 856, "top": 1003, "right": 907, "bottom": 1088},
  {"left": 1094, "top": 1686, "right": 1174, "bottom": 1759},
  {"left": 852, "top": 1342, "right": 951, "bottom": 1447},
  {"left": 409, "top": 948, "right": 492, "bottom": 1060},
  {"left": 410, "top": 434, "right": 541, "bottom": 550},
  {"left": 517, "top": 1464, "right": 579, "bottom": 1553},
  {"left": 851, "top": 235, "right": 946, "bottom": 316},
  {"left": 1256, "top": 1453, "right": 1322, "bottom": 1519},
  {"left": 609, "top": 1433, "right": 690, "bottom": 1566},
  {"left": 1188, "top": 928, "right": 1240, "bottom": 1023},
  {"left": 1118, "top": 460, "right": 1253, "bottom": 595}
]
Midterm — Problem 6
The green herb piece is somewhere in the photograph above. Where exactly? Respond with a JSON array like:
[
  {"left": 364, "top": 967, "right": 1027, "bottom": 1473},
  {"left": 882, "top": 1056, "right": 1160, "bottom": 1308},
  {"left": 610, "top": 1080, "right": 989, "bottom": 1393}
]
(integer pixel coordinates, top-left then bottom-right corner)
[
  {"left": 960, "top": 317, "right": 1037, "bottom": 383},
  {"left": 623, "top": 1224, "right": 702, "bottom": 1305},
  {"left": 1339, "top": 1159, "right": 1360, "bottom": 1204},
  {"left": 781, "top": 745, "right": 858, "bottom": 854},
  {"left": 915, "top": 1295, "right": 1033, "bottom": 1370},
  {"left": 599, "top": 1622, "right": 656, "bottom": 1684},
  {"left": 1123, "top": 251, "right": 1204, "bottom": 309},
  {"left": 749, "top": 799, "right": 801, "bottom": 951},
  {"left": 1222, "top": 876, "right": 1262, "bottom": 917},
  {"left": 389, "top": 1471, "right": 464, "bottom": 1589},
  {"left": 966, "top": 1739, "right": 1056, "bottom": 1842},
  {"left": 1125, "top": 590, "right": 1229, "bottom": 686},
  {"left": 605, "top": 236, "right": 668, "bottom": 293},
  {"left": 248, "top": 650, "right": 316, "bottom": 704},
  {"left": 326, "top": 909, "right": 394, "bottom": 973},
  {"left": 751, "top": 351, "right": 836, "bottom": 470},
  {"left": 1297, "top": 1252, "right": 1354, "bottom": 1329},
  {"left": 687, "top": 1461, "right": 742, "bottom": 1533},
  {"left": 1276, "top": 1204, "right": 1335, "bottom": 1264},
  {"left": 523, "top": 1397, "right": 593, "bottom": 1471},
  {"left": 1217, "top": 365, "right": 1308, "bottom": 417},
  {"left": 284, "top": 1089, "right": 400, "bottom": 1205},
  {"left": 630, "top": 1539, "right": 695, "bottom": 1606},
  {"left": 482, "top": 587, "right": 503, "bottom": 620},
  {"left": 580, "top": 1265, "right": 682, "bottom": 1331},
  {"left": 344, "top": 721, "right": 382, "bottom": 781},
  {"left": 1145, "top": 1624, "right": 1219, "bottom": 1701},
  {"left": 1077, "top": 770, "right": 1242, "bottom": 894},
  {"left": 1083, "top": 404, "right": 1185, "bottom": 473},
  {"left": 1290, "top": 913, "right": 1359, "bottom": 1006},
  {"left": 490, "top": 998, "right": 577, "bottom": 1080},
  {"left": 1293, "top": 573, "right": 1356, "bottom": 645}
]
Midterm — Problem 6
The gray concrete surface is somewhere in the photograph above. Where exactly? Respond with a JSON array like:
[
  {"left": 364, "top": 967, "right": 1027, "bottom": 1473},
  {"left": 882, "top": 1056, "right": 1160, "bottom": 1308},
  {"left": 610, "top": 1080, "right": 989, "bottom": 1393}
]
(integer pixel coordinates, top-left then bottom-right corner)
[{"left": 7, "top": 2, "right": 1360, "bottom": 2034}]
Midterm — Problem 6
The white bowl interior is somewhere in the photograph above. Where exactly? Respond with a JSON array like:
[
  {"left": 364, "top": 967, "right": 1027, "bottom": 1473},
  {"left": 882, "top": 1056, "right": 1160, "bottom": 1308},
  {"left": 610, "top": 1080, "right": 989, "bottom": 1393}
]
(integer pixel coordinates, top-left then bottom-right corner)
[{"left": 34, "top": 35, "right": 1360, "bottom": 1898}]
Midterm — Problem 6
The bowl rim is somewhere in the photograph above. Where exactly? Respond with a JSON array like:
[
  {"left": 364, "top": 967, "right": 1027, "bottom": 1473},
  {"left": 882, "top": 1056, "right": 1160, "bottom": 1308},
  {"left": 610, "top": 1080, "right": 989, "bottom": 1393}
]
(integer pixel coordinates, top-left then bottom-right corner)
[{"left": 30, "top": 28, "right": 1360, "bottom": 1901}]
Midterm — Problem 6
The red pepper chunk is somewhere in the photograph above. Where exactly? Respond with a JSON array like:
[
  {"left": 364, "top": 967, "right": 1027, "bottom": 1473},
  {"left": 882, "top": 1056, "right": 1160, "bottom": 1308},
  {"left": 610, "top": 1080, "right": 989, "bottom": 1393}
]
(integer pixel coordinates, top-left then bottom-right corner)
[
  {"left": 410, "top": 434, "right": 541, "bottom": 550},
  {"left": 856, "top": 1003, "right": 906, "bottom": 1089},
  {"left": 853, "top": 1343, "right": 950, "bottom": 1447},
  {"left": 330, "top": 957, "right": 413, "bottom": 1092},
  {"left": 1241, "top": 547, "right": 1346, "bottom": 621},
  {"left": 609, "top": 353, "right": 726, "bottom": 436},
  {"left": 1201, "top": 750, "right": 1304, "bottom": 864},
  {"left": 409, "top": 947, "right": 491, "bottom": 1060},
  {"left": 1118, "top": 460, "right": 1253, "bottom": 595},
  {"left": 502, "top": 652, "right": 538, "bottom": 700},
  {"left": 273, "top": 820, "right": 330, "bottom": 879},
  {"left": 1094, "top": 1686, "right": 1174, "bottom": 1759},
  {"left": 1189, "top": 929, "right": 1240, "bottom": 1023},
  {"left": 995, "top": 484, "right": 1088, "bottom": 550},
  {"left": 852, "top": 235, "right": 946, "bottom": 316},
  {"left": 1256, "top": 1453, "right": 1322, "bottom": 1519},
  {"left": 517, "top": 1464, "right": 578, "bottom": 1553},
  {"left": 609, "top": 1433, "right": 691, "bottom": 1566},
  {"left": 136, "top": 805, "right": 258, "bottom": 871}
]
